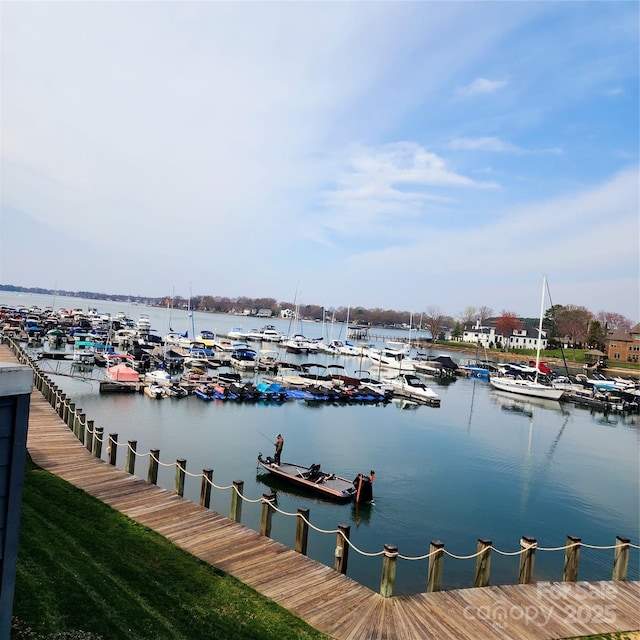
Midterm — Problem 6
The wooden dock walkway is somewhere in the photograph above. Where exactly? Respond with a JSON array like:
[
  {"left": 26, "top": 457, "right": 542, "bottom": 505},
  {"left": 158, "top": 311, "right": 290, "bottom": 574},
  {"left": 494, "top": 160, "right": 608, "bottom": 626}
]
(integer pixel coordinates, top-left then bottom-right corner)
[{"left": 4, "top": 344, "right": 639, "bottom": 640}]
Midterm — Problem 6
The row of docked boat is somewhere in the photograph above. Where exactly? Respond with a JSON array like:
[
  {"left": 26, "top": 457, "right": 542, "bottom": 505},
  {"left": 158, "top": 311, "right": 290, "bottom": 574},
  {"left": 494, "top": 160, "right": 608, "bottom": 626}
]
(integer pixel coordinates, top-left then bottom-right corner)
[
  {"left": 191, "top": 380, "right": 390, "bottom": 403},
  {"left": 5, "top": 303, "right": 638, "bottom": 412}
]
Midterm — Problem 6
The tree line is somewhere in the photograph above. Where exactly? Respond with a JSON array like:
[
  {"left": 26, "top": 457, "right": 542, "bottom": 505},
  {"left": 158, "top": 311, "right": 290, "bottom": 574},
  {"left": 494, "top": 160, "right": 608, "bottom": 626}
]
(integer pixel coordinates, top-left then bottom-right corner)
[{"left": 1, "top": 285, "right": 633, "bottom": 349}]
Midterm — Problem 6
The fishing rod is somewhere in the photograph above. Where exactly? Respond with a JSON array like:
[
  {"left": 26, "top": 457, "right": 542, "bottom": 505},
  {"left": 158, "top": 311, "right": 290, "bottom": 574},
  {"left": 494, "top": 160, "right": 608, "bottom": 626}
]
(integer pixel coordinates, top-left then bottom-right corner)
[{"left": 257, "top": 429, "right": 275, "bottom": 445}]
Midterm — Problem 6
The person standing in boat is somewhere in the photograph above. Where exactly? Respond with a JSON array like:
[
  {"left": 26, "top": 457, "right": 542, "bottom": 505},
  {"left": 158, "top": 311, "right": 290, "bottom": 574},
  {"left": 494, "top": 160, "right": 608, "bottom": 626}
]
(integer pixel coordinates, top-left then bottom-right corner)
[{"left": 274, "top": 434, "right": 283, "bottom": 466}]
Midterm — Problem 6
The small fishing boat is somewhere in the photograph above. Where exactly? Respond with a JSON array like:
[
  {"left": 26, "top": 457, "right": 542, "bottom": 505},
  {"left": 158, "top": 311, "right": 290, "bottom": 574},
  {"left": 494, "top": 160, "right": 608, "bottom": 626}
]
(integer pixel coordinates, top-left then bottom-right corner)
[{"left": 257, "top": 453, "right": 374, "bottom": 503}]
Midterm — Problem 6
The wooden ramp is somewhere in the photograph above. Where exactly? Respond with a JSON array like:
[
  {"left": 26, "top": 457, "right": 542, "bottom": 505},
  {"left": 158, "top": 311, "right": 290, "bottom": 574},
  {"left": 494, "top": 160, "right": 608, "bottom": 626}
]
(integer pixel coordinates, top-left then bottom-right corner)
[{"left": 5, "top": 346, "right": 639, "bottom": 640}]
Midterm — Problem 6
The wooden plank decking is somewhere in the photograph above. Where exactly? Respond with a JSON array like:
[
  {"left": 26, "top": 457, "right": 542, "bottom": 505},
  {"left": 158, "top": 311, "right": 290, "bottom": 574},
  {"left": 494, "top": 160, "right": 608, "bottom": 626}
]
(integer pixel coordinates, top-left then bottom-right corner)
[{"left": 4, "top": 345, "right": 639, "bottom": 640}]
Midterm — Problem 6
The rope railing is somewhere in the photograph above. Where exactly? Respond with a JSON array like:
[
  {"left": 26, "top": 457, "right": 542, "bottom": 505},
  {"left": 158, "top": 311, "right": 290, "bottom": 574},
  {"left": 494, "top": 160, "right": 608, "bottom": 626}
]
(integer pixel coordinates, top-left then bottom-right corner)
[{"left": 7, "top": 335, "right": 640, "bottom": 597}]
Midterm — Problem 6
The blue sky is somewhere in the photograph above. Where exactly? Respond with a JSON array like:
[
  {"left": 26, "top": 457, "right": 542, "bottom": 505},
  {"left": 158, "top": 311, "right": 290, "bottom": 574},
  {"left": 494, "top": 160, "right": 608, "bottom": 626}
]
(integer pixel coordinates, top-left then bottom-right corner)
[{"left": 1, "top": 2, "right": 638, "bottom": 321}]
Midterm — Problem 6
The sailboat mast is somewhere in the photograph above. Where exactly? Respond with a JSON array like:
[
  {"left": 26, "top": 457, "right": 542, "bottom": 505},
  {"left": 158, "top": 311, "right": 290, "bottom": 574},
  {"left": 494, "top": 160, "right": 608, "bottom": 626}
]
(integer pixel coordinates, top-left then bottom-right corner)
[{"left": 535, "top": 275, "right": 546, "bottom": 383}]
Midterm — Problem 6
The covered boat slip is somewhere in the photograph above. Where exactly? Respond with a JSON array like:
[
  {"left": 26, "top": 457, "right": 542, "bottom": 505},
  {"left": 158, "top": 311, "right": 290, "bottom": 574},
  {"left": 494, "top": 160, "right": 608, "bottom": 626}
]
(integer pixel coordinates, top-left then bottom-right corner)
[{"left": 257, "top": 454, "right": 373, "bottom": 503}]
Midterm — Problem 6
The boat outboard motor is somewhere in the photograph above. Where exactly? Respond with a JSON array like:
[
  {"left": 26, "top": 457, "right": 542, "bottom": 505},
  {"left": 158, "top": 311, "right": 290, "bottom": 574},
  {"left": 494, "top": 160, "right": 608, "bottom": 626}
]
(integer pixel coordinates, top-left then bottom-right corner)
[{"left": 353, "top": 470, "right": 375, "bottom": 503}]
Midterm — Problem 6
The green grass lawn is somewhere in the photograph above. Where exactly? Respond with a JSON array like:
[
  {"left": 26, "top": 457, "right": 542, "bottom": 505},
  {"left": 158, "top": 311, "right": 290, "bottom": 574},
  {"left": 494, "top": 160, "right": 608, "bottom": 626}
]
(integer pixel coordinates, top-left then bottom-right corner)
[{"left": 12, "top": 456, "right": 329, "bottom": 640}]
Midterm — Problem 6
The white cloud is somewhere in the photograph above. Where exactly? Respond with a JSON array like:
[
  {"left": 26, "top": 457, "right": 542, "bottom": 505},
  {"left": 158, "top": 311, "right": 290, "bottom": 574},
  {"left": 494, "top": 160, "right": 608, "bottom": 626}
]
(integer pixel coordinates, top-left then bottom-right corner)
[
  {"left": 310, "top": 142, "right": 500, "bottom": 243},
  {"left": 458, "top": 77, "right": 508, "bottom": 97},
  {"left": 449, "top": 137, "right": 521, "bottom": 152}
]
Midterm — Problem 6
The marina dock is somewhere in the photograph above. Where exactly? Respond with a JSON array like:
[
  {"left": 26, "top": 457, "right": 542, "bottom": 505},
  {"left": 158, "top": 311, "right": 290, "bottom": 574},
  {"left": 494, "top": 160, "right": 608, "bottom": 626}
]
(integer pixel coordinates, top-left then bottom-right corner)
[{"left": 3, "top": 342, "right": 639, "bottom": 639}]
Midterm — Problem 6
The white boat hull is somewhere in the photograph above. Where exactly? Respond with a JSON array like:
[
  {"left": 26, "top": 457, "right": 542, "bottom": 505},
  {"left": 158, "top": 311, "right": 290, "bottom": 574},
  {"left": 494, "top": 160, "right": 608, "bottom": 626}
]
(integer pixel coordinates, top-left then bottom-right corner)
[{"left": 489, "top": 376, "right": 565, "bottom": 401}]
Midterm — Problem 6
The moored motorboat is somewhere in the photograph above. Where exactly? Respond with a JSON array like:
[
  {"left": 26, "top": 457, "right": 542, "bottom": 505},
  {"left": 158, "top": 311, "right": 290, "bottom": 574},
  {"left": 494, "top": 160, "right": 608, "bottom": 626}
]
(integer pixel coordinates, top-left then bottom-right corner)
[
  {"left": 257, "top": 453, "right": 374, "bottom": 503},
  {"left": 385, "top": 373, "right": 440, "bottom": 406},
  {"left": 144, "top": 381, "right": 166, "bottom": 399}
]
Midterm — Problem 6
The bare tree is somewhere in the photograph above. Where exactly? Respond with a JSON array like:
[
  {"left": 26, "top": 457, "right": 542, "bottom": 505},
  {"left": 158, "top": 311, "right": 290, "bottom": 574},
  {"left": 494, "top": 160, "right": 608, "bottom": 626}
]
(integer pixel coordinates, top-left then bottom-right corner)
[
  {"left": 423, "top": 306, "right": 445, "bottom": 343},
  {"left": 555, "top": 305, "right": 593, "bottom": 347},
  {"left": 596, "top": 311, "right": 633, "bottom": 331},
  {"left": 477, "top": 306, "right": 493, "bottom": 323},
  {"left": 458, "top": 306, "right": 477, "bottom": 325}
]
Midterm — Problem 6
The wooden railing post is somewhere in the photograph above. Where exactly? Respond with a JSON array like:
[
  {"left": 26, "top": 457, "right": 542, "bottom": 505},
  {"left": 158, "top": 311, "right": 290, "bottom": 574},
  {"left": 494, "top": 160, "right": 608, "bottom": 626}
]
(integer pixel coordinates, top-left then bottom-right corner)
[
  {"left": 334, "top": 524, "right": 350, "bottom": 575},
  {"left": 563, "top": 535, "right": 581, "bottom": 582},
  {"left": 75, "top": 411, "right": 85, "bottom": 442},
  {"left": 56, "top": 393, "right": 66, "bottom": 417},
  {"left": 260, "top": 494, "right": 275, "bottom": 537},
  {"left": 85, "top": 420, "right": 94, "bottom": 452},
  {"left": 108, "top": 433, "right": 118, "bottom": 466},
  {"left": 65, "top": 402, "right": 74, "bottom": 428},
  {"left": 427, "top": 540, "right": 445, "bottom": 592},
  {"left": 379, "top": 544, "right": 398, "bottom": 597},
  {"left": 295, "top": 508, "right": 310, "bottom": 555},
  {"left": 612, "top": 536, "right": 630, "bottom": 581},
  {"left": 125, "top": 440, "right": 137, "bottom": 475},
  {"left": 474, "top": 538, "right": 492, "bottom": 587},
  {"left": 230, "top": 480, "right": 244, "bottom": 523},
  {"left": 175, "top": 459, "right": 186, "bottom": 496},
  {"left": 518, "top": 536, "right": 537, "bottom": 584},
  {"left": 148, "top": 449, "right": 160, "bottom": 485},
  {"left": 93, "top": 427, "right": 103, "bottom": 459},
  {"left": 200, "top": 469, "right": 213, "bottom": 508}
]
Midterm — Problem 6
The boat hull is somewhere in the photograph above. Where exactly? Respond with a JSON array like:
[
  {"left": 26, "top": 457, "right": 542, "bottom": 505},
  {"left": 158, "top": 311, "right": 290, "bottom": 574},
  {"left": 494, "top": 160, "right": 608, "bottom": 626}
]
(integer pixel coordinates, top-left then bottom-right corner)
[
  {"left": 257, "top": 454, "right": 372, "bottom": 503},
  {"left": 489, "top": 376, "right": 565, "bottom": 401}
]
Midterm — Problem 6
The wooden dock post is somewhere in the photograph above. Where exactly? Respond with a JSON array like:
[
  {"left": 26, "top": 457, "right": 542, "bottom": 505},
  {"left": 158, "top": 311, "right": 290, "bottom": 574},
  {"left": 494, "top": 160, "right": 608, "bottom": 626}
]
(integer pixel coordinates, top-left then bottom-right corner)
[
  {"left": 295, "top": 508, "right": 310, "bottom": 555},
  {"left": 125, "top": 440, "right": 137, "bottom": 475},
  {"left": 334, "top": 524, "right": 350, "bottom": 575},
  {"left": 474, "top": 538, "right": 492, "bottom": 587},
  {"left": 56, "top": 392, "right": 66, "bottom": 417},
  {"left": 148, "top": 449, "right": 160, "bottom": 485},
  {"left": 108, "top": 433, "right": 118, "bottom": 466},
  {"left": 200, "top": 469, "right": 213, "bottom": 508},
  {"left": 230, "top": 480, "right": 244, "bottom": 523},
  {"left": 563, "top": 535, "right": 581, "bottom": 582},
  {"left": 66, "top": 402, "right": 75, "bottom": 428},
  {"left": 85, "top": 420, "right": 94, "bottom": 452},
  {"left": 260, "top": 493, "right": 275, "bottom": 537},
  {"left": 427, "top": 540, "right": 445, "bottom": 592},
  {"left": 76, "top": 411, "right": 85, "bottom": 442},
  {"left": 91, "top": 427, "right": 102, "bottom": 459},
  {"left": 175, "top": 459, "right": 186, "bottom": 496},
  {"left": 518, "top": 536, "right": 537, "bottom": 584},
  {"left": 379, "top": 544, "right": 398, "bottom": 597},
  {"left": 612, "top": 536, "right": 630, "bottom": 581}
]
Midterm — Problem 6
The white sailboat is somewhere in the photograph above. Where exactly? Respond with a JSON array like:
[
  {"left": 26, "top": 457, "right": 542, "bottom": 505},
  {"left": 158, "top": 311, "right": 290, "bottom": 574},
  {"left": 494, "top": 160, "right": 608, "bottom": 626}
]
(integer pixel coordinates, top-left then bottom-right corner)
[{"left": 489, "top": 276, "right": 564, "bottom": 401}]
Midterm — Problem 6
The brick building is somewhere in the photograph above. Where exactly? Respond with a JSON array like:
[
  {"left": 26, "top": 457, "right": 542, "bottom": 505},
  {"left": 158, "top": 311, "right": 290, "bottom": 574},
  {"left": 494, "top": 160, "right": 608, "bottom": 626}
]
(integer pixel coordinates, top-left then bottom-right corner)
[{"left": 606, "top": 323, "right": 640, "bottom": 363}]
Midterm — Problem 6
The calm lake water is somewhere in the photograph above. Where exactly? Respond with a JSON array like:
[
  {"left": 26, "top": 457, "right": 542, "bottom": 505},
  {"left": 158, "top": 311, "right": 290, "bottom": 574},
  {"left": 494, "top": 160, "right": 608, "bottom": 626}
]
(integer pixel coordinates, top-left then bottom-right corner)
[{"left": 5, "top": 292, "right": 639, "bottom": 594}]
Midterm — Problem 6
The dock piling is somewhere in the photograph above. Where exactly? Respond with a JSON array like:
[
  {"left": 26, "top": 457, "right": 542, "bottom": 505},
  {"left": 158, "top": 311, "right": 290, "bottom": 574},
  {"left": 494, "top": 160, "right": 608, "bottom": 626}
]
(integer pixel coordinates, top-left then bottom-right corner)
[
  {"left": 427, "top": 540, "right": 445, "bottom": 592},
  {"left": 380, "top": 544, "right": 398, "bottom": 597},
  {"left": 148, "top": 449, "right": 160, "bottom": 485},
  {"left": 563, "top": 535, "right": 581, "bottom": 582},
  {"left": 334, "top": 524, "right": 350, "bottom": 575},
  {"left": 613, "top": 536, "right": 630, "bottom": 581},
  {"left": 175, "top": 458, "right": 186, "bottom": 496},
  {"left": 474, "top": 538, "right": 492, "bottom": 587},
  {"left": 518, "top": 536, "right": 537, "bottom": 584},
  {"left": 108, "top": 433, "right": 118, "bottom": 466},
  {"left": 295, "top": 508, "right": 309, "bottom": 555},
  {"left": 230, "top": 480, "right": 244, "bottom": 523},
  {"left": 125, "top": 440, "right": 137, "bottom": 475},
  {"left": 260, "top": 493, "right": 275, "bottom": 537},
  {"left": 200, "top": 469, "right": 213, "bottom": 508}
]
